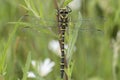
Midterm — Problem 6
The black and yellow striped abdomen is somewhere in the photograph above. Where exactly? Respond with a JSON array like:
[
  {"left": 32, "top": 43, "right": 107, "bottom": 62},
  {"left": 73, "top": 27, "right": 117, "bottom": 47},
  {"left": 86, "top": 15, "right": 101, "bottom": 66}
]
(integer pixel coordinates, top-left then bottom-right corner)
[{"left": 60, "top": 25, "right": 66, "bottom": 78}]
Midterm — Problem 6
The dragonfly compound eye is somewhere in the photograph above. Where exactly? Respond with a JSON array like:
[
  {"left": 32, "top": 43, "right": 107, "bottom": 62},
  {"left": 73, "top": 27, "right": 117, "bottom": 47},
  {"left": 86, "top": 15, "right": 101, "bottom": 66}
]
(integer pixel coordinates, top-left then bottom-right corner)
[
  {"left": 60, "top": 11, "right": 64, "bottom": 14},
  {"left": 65, "top": 12, "right": 68, "bottom": 14}
]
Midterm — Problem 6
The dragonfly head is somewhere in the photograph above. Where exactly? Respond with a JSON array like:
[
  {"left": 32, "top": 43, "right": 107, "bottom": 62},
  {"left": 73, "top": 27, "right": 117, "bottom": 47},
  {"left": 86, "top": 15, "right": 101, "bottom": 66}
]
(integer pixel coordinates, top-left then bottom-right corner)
[{"left": 58, "top": 6, "right": 71, "bottom": 17}]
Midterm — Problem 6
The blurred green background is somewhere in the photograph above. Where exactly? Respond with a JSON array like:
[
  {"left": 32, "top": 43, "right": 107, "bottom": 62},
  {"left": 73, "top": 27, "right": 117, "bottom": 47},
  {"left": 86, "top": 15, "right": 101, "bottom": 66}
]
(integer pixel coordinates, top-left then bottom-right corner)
[{"left": 0, "top": 0, "right": 120, "bottom": 80}]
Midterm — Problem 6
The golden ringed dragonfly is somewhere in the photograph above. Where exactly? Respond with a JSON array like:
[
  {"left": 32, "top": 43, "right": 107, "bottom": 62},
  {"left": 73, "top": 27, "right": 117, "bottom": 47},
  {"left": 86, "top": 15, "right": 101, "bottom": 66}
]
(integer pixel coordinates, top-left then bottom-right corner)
[{"left": 19, "top": 6, "right": 105, "bottom": 79}]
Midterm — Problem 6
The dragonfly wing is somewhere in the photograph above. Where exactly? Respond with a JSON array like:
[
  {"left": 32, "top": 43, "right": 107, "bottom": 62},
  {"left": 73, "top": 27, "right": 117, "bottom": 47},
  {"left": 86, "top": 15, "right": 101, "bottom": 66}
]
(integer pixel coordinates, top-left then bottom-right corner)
[
  {"left": 70, "top": 17, "right": 105, "bottom": 36},
  {"left": 21, "top": 14, "right": 59, "bottom": 38},
  {"left": 22, "top": 14, "right": 57, "bottom": 26},
  {"left": 22, "top": 25, "right": 58, "bottom": 38}
]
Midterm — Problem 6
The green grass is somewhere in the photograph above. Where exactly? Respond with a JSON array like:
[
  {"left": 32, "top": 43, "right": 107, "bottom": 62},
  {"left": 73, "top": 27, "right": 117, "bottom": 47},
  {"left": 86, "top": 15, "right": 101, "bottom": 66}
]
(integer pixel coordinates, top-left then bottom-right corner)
[{"left": 0, "top": 0, "right": 120, "bottom": 80}]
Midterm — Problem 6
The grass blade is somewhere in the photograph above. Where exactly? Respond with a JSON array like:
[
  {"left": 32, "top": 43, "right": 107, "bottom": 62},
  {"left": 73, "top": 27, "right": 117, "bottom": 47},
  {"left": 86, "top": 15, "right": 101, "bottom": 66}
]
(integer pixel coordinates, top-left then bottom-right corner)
[
  {"left": 67, "top": 12, "right": 82, "bottom": 62},
  {"left": 0, "top": 16, "right": 24, "bottom": 75},
  {"left": 22, "top": 52, "right": 31, "bottom": 80}
]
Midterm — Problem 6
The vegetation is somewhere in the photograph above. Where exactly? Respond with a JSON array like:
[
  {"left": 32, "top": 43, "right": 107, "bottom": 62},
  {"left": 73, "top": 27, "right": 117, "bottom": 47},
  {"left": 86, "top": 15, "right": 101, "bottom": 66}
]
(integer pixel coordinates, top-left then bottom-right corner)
[{"left": 0, "top": 0, "right": 120, "bottom": 80}]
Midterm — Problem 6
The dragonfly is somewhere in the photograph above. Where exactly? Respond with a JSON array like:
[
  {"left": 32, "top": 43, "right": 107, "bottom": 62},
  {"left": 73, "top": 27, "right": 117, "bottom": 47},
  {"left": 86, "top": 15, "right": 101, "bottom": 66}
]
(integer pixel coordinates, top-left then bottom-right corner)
[{"left": 19, "top": 6, "right": 105, "bottom": 79}]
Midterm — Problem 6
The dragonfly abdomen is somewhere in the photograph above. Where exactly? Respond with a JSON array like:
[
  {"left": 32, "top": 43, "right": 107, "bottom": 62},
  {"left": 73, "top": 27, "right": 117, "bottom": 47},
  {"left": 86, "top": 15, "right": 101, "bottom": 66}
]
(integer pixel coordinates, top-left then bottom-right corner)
[
  {"left": 59, "top": 22, "right": 68, "bottom": 79},
  {"left": 60, "top": 31, "right": 65, "bottom": 78}
]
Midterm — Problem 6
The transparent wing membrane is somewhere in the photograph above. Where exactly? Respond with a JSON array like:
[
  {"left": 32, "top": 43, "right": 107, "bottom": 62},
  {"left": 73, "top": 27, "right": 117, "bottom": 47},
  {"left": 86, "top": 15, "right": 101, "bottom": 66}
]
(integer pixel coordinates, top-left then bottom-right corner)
[{"left": 21, "top": 14, "right": 105, "bottom": 37}]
